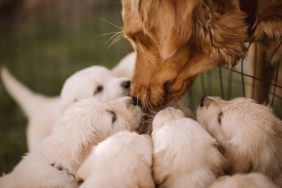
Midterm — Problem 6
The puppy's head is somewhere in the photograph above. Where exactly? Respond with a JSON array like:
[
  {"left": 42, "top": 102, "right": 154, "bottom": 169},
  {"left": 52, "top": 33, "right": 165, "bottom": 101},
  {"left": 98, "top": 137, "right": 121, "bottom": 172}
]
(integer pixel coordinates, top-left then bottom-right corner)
[
  {"left": 54, "top": 97, "right": 142, "bottom": 164},
  {"left": 197, "top": 97, "right": 282, "bottom": 173},
  {"left": 61, "top": 96, "right": 142, "bottom": 135},
  {"left": 77, "top": 131, "right": 153, "bottom": 187},
  {"left": 152, "top": 107, "right": 226, "bottom": 187},
  {"left": 60, "top": 66, "right": 131, "bottom": 111},
  {"left": 122, "top": 0, "right": 247, "bottom": 110},
  {"left": 197, "top": 97, "right": 282, "bottom": 144},
  {"left": 152, "top": 107, "right": 185, "bottom": 131}
]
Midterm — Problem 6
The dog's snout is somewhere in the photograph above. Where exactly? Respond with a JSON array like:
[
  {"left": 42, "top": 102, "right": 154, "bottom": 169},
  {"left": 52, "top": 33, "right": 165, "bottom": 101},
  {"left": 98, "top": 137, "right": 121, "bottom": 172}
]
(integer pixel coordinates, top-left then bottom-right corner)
[
  {"left": 131, "top": 97, "right": 138, "bottom": 106},
  {"left": 200, "top": 96, "right": 206, "bottom": 107},
  {"left": 121, "top": 80, "right": 131, "bottom": 89}
]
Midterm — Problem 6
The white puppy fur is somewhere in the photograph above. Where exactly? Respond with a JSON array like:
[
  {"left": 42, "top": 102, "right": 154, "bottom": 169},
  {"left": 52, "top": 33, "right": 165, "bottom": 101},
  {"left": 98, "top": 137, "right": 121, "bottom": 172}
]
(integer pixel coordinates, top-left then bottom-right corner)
[
  {"left": 60, "top": 65, "right": 130, "bottom": 111},
  {"left": 209, "top": 173, "right": 278, "bottom": 188},
  {"left": 152, "top": 107, "right": 225, "bottom": 188},
  {"left": 112, "top": 52, "right": 136, "bottom": 79},
  {"left": 197, "top": 97, "right": 282, "bottom": 186},
  {"left": 77, "top": 131, "right": 154, "bottom": 188},
  {"left": 1, "top": 64, "right": 131, "bottom": 151},
  {"left": 0, "top": 96, "right": 142, "bottom": 188}
]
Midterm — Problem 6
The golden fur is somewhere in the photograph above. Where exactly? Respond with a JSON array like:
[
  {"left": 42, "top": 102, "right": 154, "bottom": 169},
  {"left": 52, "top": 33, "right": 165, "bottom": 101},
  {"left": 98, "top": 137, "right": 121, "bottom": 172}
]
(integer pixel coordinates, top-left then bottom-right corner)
[{"left": 121, "top": 0, "right": 282, "bottom": 110}]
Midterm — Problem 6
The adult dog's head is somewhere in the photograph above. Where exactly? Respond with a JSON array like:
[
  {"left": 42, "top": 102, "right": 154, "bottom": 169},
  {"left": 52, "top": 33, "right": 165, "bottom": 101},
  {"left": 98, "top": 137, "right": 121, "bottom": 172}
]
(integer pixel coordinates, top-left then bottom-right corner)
[{"left": 122, "top": 0, "right": 247, "bottom": 110}]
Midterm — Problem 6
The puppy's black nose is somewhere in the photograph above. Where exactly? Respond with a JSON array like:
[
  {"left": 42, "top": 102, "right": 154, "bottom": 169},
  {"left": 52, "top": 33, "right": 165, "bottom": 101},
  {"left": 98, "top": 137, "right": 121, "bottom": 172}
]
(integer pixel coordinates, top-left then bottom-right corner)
[
  {"left": 121, "top": 80, "right": 131, "bottom": 89},
  {"left": 131, "top": 96, "right": 138, "bottom": 106},
  {"left": 200, "top": 96, "right": 206, "bottom": 107}
]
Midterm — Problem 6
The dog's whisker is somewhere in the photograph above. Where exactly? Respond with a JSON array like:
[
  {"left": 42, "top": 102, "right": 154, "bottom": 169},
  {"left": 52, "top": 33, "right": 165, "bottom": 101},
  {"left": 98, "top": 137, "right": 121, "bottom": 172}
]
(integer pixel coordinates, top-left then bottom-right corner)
[
  {"left": 96, "top": 31, "right": 122, "bottom": 37},
  {"left": 147, "top": 98, "right": 157, "bottom": 114},
  {"left": 143, "top": 92, "right": 151, "bottom": 113},
  {"left": 136, "top": 94, "right": 141, "bottom": 107},
  {"left": 105, "top": 32, "right": 123, "bottom": 45},
  {"left": 98, "top": 18, "right": 122, "bottom": 29},
  {"left": 144, "top": 92, "right": 155, "bottom": 114},
  {"left": 107, "top": 35, "right": 124, "bottom": 48}
]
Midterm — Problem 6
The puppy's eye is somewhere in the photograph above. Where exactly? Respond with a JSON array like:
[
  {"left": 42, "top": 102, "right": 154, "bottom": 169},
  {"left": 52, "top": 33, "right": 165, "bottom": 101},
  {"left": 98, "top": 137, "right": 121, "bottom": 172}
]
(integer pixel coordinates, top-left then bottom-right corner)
[
  {"left": 163, "top": 81, "right": 170, "bottom": 95},
  {"left": 107, "top": 110, "right": 117, "bottom": 123},
  {"left": 218, "top": 112, "right": 223, "bottom": 125},
  {"left": 94, "top": 85, "right": 103, "bottom": 95}
]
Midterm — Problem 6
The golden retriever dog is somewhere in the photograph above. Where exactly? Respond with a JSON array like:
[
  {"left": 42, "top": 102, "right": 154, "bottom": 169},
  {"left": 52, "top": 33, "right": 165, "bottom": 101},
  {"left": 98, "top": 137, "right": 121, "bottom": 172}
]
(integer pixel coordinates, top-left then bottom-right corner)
[
  {"left": 209, "top": 173, "right": 278, "bottom": 188},
  {"left": 121, "top": 0, "right": 282, "bottom": 110},
  {"left": 197, "top": 97, "right": 282, "bottom": 186},
  {"left": 77, "top": 131, "right": 154, "bottom": 188},
  {"left": 0, "top": 96, "right": 142, "bottom": 188},
  {"left": 152, "top": 107, "right": 225, "bottom": 188},
  {"left": 1, "top": 65, "right": 131, "bottom": 151}
]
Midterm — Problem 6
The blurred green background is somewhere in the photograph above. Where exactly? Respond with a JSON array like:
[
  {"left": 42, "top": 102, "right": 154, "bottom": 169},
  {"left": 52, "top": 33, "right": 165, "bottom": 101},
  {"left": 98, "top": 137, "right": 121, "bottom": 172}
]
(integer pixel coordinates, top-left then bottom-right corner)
[
  {"left": 0, "top": 0, "right": 281, "bottom": 174},
  {"left": 0, "top": 1, "right": 131, "bottom": 173}
]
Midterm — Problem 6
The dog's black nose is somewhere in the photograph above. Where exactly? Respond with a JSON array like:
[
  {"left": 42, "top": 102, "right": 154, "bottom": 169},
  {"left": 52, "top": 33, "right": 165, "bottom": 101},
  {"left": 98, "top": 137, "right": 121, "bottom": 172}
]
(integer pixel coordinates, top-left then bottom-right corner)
[
  {"left": 121, "top": 80, "right": 131, "bottom": 89},
  {"left": 200, "top": 96, "right": 206, "bottom": 107},
  {"left": 131, "top": 96, "right": 138, "bottom": 106}
]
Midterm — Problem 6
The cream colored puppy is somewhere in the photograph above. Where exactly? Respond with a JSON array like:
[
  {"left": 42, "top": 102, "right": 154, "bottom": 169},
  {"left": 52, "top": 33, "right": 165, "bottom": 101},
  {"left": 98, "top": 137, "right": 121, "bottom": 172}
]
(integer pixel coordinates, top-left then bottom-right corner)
[
  {"left": 1, "top": 66, "right": 130, "bottom": 151},
  {"left": 77, "top": 131, "right": 154, "bottom": 188},
  {"left": 112, "top": 52, "right": 136, "bottom": 79},
  {"left": 152, "top": 107, "right": 225, "bottom": 188},
  {"left": 197, "top": 97, "right": 282, "bottom": 186},
  {"left": 60, "top": 65, "right": 131, "bottom": 111},
  {"left": 209, "top": 173, "right": 278, "bottom": 188},
  {"left": 0, "top": 97, "right": 142, "bottom": 188}
]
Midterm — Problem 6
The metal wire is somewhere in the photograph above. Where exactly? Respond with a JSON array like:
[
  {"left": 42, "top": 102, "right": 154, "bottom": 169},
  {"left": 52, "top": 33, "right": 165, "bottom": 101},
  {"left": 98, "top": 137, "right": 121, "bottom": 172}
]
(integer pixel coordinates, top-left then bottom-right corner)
[
  {"left": 218, "top": 66, "right": 225, "bottom": 99},
  {"left": 227, "top": 69, "right": 233, "bottom": 99},
  {"left": 200, "top": 74, "right": 206, "bottom": 96},
  {"left": 271, "top": 61, "right": 281, "bottom": 105},
  {"left": 221, "top": 66, "right": 282, "bottom": 89}
]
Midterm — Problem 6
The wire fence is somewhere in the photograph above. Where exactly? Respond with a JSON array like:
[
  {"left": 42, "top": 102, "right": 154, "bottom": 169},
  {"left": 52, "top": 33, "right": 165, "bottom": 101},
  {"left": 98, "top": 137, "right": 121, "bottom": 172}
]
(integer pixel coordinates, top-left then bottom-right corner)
[{"left": 187, "top": 40, "right": 282, "bottom": 118}]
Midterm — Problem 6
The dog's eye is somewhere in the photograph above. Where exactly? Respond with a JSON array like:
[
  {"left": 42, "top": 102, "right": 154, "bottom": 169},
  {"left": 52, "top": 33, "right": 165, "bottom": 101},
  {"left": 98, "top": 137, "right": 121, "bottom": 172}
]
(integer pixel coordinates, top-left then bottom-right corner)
[
  {"left": 163, "top": 81, "right": 170, "bottom": 95},
  {"left": 94, "top": 85, "right": 103, "bottom": 95},
  {"left": 107, "top": 110, "right": 117, "bottom": 123},
  {"left": 218, "top": 112, "right": 223, "bottom": 125}
]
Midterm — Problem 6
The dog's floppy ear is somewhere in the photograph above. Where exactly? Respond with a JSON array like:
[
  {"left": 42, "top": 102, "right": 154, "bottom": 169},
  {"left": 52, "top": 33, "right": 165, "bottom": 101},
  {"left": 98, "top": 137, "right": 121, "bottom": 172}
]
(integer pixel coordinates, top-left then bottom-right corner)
[
  {"left": 138, "top": 0, "right": 202, "bottom": 60},
  {"left": 121, "top": 0, "right": 142, "bottom": 30}
]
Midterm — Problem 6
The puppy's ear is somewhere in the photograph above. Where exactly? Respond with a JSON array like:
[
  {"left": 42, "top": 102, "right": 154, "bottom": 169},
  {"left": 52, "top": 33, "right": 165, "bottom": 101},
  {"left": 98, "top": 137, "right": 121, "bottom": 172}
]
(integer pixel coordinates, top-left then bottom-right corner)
[{"left": 139, "top": 0, "right": 202, "bottom": 60}]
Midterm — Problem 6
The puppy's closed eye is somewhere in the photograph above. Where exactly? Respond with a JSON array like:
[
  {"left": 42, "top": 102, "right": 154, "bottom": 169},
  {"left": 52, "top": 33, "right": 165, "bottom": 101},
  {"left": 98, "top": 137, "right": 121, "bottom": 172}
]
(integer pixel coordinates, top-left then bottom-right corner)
[
  {"left": 94, "top": 85, "right": 103, "bottom": 95},
  {"left": 218, "top": 112, "right": 223, "bottom": 125},
  {"left": 107, "top": 110, "right": 117, "bottom": 123}
]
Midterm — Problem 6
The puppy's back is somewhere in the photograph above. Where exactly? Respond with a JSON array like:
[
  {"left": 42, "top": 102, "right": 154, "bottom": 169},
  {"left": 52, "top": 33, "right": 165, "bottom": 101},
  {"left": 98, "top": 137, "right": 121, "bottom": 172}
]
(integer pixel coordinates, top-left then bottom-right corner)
[
  {"left": 78, "top": 131, "right": 154, "bottom": 188},
  {"left": 209, "top": 173, "right": 279, "bottom": 188},
  {"left": 153, "top": 118, "right": 225, "bottom": 188}
]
